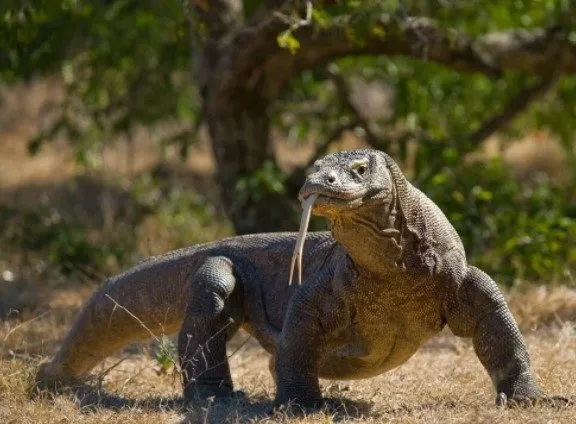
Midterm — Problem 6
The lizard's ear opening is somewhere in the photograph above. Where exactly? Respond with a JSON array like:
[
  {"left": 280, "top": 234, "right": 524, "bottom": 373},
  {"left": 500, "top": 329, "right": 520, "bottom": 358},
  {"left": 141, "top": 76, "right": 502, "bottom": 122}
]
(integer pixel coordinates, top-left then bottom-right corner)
[{"left": 367, "top": 152, "right": 394, "bottom": 200}]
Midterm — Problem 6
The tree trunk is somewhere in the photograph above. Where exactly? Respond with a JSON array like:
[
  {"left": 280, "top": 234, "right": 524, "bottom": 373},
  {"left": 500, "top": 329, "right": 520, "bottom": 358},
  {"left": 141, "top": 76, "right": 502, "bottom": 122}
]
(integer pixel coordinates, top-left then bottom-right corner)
[{"left": 202, "top": 84, "right": 298, "bottom": 234}]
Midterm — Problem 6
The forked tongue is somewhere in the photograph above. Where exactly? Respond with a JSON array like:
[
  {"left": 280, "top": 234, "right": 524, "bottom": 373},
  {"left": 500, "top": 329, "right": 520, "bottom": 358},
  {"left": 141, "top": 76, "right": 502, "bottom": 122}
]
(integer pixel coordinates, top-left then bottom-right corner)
[{"left": 288, "top": 194, "right": 318, "bottom": 285}]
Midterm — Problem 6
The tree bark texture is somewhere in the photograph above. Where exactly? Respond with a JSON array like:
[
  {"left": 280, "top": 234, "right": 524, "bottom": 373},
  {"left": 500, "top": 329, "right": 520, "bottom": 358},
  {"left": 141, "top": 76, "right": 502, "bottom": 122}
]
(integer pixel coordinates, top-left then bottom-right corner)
[{"left": 202, "top": 78, "right": 298, "bottom": 233}]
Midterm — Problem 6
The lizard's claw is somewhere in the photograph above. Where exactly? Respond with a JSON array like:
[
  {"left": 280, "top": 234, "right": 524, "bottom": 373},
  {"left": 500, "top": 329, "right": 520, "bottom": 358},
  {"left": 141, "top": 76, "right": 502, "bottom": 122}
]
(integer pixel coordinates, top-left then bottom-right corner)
[{"left": 496, "top": 392, "right": 572, "bottom": 408}]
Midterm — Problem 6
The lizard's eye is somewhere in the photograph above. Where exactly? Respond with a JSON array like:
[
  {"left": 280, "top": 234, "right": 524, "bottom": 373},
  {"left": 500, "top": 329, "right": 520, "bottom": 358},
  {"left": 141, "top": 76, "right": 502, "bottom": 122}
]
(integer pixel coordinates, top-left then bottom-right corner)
[{"left": 350, "top": 161, "right": 368, "bottom": 177}]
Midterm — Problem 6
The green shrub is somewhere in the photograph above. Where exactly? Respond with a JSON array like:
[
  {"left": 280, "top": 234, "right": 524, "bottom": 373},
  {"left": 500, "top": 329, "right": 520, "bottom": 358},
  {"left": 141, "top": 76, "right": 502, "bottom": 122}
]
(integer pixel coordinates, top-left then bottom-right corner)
[
  {"left": 422, "top": 159, "right": 576, "bottom": 286},
  {"left": 0, "top": 205, "right": 128, "bottom": 277}
]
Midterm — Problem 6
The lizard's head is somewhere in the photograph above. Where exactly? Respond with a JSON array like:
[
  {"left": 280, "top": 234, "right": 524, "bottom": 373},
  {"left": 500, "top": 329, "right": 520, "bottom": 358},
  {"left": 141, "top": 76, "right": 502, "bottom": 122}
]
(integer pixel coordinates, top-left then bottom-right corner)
[{"left": 299, "top": 149, "right": 393, "bottom": 217}]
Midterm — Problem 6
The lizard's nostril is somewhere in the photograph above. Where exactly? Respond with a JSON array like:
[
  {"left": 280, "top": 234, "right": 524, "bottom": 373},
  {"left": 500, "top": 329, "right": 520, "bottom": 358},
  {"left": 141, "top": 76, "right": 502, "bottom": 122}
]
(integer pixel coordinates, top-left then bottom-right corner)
[
  {"left": 328, "top": 176, "right": 335, "bottom": 184},
  {"left": 326, "top": 172, "right": 337, "bottom": 184}
]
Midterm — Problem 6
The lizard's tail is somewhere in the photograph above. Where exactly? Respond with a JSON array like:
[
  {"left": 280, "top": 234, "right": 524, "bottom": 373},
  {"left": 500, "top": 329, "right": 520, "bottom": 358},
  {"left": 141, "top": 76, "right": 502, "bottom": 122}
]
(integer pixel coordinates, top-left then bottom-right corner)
[{"left": 33, "top": 261, "right": 188, "bottom": 394}]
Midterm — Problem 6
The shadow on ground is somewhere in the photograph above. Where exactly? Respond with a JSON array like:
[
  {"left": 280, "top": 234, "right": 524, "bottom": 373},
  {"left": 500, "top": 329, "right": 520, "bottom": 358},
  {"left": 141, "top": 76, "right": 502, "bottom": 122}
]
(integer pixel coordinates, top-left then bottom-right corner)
[{"left": 35, "top": 383, "right": 382, "bottom": 423}]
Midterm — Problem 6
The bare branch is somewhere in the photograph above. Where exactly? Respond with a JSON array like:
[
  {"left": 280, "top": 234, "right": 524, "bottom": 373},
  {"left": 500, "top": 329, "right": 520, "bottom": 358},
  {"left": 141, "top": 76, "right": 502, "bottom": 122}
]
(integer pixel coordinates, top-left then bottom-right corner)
[
  {"left": 468, "top": 74, "right": 560, "bottom": 145},
  {"left": 366, "top": 74, "right": 560, "bottom": 154},
  {"left": 223, "top": 12, "right": 499, "bottom": 98},
  {"left": 188, "top": 0, "right": 243, "bottom": 40},
  {"left": 478, "top": 27, "right": 576, "bottom": 74},
  {"left": 323, "top": 64, "right": 381, "bottom": 148},
  {"left": 274, "top": 1, "right": 312, "bottom": 27},
  {"left": 305, "top": 16, "right": 576, "bottom": 76},
  {"left": 380, "top": 74, "right": 561, "bottom": 173},
  {"left": 287, "top": 70, "right": 560, "bottom": 189}
]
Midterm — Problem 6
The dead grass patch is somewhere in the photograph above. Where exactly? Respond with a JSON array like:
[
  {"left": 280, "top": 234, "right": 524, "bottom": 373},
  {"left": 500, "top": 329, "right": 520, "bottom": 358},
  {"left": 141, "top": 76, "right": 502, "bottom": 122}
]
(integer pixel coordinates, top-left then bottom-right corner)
[{"left": 509, "top": 285, "right": 576, "bottom": 330}]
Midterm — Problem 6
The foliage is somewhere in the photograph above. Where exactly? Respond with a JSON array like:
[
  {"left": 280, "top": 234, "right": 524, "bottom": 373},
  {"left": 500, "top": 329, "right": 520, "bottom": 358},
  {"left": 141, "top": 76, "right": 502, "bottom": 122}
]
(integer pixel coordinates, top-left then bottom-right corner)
[
  {"left": 6, "top": 1, "right": 574, "bottom": 166},
  {"left": 235, "top": 161, "right": 287, "bottom": 203},
  {"left": 0, "top": 204, "right": 129, "bottom": 277},
  {"left": 424, "top": 159, "right": 576, "bottom": 286},
  {"left": 1, "top": 0, "right": 200, "bottom": 167},
  {"left": 0, "top": 169, "right": 231, "bottom": 277}
]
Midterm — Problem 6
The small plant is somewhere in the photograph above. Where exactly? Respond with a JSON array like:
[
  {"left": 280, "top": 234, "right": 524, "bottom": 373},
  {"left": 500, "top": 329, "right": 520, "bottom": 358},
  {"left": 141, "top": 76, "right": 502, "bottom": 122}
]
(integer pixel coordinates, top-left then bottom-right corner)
[{"left": 154, "top": 335, "right": 177, "bottom": 375}]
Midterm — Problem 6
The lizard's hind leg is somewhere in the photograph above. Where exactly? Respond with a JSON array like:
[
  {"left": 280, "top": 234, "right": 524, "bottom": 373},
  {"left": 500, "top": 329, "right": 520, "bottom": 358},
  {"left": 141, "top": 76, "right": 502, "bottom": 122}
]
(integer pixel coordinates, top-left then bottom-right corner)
[{"left": 178, "top": 256, "right": 243, "bottom": 406}]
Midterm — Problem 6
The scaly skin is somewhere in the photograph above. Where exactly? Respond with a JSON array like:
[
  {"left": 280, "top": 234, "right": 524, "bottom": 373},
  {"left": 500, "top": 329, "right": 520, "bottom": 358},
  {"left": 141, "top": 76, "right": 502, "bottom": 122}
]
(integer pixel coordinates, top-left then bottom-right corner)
[{"left": 35, "top": 149, "right": 563, "bottom": 409}]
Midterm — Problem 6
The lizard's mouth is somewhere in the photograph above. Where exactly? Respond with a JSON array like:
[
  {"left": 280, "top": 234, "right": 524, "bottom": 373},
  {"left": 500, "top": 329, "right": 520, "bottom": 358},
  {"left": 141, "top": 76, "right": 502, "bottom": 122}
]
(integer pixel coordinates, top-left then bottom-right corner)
[
  {"left": 298, "top": 184, "right": 367, "bottom": 208},
  {"left": 306, "top": 193, "right": 365, "bottom": 211},
  {"left": 298, "top": 186, "right": 390, "bottom": 214}
]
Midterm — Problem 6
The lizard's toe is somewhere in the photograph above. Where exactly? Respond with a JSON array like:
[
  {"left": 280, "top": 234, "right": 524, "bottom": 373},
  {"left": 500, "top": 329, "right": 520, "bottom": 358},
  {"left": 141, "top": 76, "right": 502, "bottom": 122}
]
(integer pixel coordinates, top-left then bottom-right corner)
[
  {"left": 270, "top": 397, "right": 344, "bottom": 418},
  {"left": 183, "top": 388, "right": 247, "bottom": 411},
  {"left": 496, "top": 392, "right": 572, "bottom": 408}
]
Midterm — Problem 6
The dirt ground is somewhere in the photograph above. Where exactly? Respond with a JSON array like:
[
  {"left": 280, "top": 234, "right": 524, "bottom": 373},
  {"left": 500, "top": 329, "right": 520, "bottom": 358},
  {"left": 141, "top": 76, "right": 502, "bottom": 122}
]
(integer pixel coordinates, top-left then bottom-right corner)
[{"left": 0, "top": 284, "right": 574, "bottom": 424}]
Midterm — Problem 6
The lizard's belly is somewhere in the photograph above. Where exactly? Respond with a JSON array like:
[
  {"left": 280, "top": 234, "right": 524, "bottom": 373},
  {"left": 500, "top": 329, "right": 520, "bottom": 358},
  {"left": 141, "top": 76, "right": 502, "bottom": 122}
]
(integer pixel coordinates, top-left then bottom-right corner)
[{"left": 319, "top": 291, "right": 445, "bottom": 380}]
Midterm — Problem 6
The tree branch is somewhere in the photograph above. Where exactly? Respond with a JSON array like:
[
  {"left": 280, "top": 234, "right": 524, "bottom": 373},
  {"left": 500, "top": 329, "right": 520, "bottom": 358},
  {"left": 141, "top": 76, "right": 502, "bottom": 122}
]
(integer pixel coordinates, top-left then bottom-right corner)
[
  {"left": 188, "top": 0, "right": 243, "bottom": 40},
  {"left": 378, "top": 74, "right": 560, "bottom": 153},
  {"left": 479, "top": 26, "right": 576, "bottom": 73},
  {"left": 385, "top": 74, "right": 561, "bottom": 180},
  {"left": 217, "top": 8, "right": 576, "bottom": 99},
  {"left": 323, "top": 64, "right": 381, "bottom": 147},
  {"left": 468, "top": 74, "right": 560, "bottom": 145},
  {"left": 222, "top": 11, "right": 497, "bottom": 97}
]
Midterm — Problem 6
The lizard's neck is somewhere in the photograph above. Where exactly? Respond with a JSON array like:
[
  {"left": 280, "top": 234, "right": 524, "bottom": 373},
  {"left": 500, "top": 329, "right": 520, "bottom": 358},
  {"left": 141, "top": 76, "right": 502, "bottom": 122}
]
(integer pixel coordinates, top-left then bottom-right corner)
[{"left": 329, "top": 198, "right": 406, "bottom": 275}]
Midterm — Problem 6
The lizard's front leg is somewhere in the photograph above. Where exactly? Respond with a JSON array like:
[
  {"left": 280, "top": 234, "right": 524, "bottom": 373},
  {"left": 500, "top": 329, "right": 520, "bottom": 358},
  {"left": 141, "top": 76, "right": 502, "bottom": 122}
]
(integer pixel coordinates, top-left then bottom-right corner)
[
  {"left": 274, "top": 273, "right": 348, "bottom": 409},
  {"left": 178, "top": 256, "right": 242, "bottom": 406},
  {"left": 444, "top": 265, "right": 565, "bottom": 406}
]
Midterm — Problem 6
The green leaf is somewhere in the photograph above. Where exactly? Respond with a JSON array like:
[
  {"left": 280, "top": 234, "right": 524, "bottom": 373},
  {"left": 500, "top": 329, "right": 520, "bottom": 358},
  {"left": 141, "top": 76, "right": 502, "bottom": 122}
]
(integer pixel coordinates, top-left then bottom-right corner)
[{"left": 277, "top": 30, "right": 300, "bottom": 54}]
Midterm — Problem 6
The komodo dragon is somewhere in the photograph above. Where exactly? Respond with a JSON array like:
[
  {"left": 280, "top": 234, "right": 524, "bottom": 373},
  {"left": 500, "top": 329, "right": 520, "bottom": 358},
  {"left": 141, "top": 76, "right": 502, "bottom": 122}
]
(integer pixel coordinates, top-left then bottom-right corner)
[{"left": 36, "top": 149, "right": 564, "bottom": 409}]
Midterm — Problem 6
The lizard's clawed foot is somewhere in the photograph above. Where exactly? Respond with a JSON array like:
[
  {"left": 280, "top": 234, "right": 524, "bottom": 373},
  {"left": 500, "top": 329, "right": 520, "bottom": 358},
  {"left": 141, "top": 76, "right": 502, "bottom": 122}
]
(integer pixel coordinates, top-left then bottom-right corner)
[
  {"left": 183, "top": 388, "right": 247, "bottom": 411},
  {"left": 496, "top": 392, "right": 572, "bottom": 408},
  {"left": 270, "top": 397, "right": 324, "bottom": 417},
  {"left": 270, "top": 397, "right": 355, "bottom": 418}
]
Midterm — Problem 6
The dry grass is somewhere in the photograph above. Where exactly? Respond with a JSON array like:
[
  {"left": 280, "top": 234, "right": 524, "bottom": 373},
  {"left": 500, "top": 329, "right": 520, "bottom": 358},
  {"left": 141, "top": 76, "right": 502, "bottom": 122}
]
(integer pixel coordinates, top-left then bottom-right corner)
[{"left": 0, "top": 284, "right": 575, "bottom": 423}]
